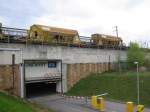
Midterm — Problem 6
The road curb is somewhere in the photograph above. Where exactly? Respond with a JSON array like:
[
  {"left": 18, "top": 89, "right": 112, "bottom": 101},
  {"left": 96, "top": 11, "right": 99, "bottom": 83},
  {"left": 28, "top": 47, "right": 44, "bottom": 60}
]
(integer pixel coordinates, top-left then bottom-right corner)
[{"left": 60, "top": 94, "right": 86, "bottom": 100}]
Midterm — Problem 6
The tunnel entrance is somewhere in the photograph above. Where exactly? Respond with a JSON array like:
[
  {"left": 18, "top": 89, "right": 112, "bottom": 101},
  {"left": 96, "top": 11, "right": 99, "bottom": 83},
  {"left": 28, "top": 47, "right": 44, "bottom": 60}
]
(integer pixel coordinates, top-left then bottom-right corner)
[
  {"left": 23, "top": 59, "right": 62, "bottom": 98},
  {"left": 25, "top": 82, "right": 57, "bottom": 98}
]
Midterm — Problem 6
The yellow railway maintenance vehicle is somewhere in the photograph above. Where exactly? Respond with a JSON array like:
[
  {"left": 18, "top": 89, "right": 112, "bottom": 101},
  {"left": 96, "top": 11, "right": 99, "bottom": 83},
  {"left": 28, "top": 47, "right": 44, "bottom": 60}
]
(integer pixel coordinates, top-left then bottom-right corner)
[
  {"left": 91, "top": 33, "right": 123, "bottom": 47},
  {"left": 0, "top": 23, "right": 126, "bottom": 49},
  {"left": 28, "top": 24, "right": 81, "bottom": 45}
]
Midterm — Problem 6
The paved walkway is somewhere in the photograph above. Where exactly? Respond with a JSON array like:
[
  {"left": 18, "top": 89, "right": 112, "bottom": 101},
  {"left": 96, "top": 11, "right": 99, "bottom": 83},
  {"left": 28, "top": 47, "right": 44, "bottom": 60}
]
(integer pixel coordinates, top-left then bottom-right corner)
[{"left": 29, "top": 94, "right": 150, "bottom": 112}]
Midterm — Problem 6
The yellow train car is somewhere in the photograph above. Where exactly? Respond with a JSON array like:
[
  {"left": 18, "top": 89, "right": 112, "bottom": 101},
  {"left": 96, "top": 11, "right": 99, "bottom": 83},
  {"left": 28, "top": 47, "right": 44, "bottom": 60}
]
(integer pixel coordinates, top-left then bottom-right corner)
[
  {"left": 91, "top": 33, "right": 122, "bottom": 46},
  {"left": 28, "top": 24, "right": 81, "bottom": 44}
]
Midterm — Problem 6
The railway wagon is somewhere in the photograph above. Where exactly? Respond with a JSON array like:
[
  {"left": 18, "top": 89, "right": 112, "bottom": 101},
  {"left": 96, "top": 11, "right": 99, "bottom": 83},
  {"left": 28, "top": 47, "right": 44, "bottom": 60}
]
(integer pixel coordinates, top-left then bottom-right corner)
[
  {"left": 91, "top": 33, "right": 123, "bottom": 46},
  {"left": 28, "top": 24, "right": 81, "bottom": 45},
  {"left": 0, "top": 23, "right": 28, "bottom": 42}
]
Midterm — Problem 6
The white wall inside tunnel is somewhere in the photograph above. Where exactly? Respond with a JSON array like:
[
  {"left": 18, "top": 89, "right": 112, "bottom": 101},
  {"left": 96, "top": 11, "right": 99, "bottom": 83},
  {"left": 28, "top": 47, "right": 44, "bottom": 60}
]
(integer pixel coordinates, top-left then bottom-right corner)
[{"left": 56, "top": 81, "right": 62, "bottom": 93}]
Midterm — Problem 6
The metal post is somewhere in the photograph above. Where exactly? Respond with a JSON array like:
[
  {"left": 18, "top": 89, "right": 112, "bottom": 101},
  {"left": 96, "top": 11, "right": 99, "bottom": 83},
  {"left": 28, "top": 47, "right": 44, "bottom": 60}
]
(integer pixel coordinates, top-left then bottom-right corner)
[
  {"left": 137, "top": 105, "right": 144, "bottom": 112},
  {"left": 85, "top": 96, "right": 88, "bottom": 104},
  {"left": 12, "top": 54, "right": 15, "bottom": 89},
  {"left": 0, "top": 23, "right": 2, "bottom": 41},
  {"left": 114, "top": 26, "right": 121, "bottom": 73},
  {"left": 134, "top": 61, "right": 140, "bottom": 105},
  {"left": 137, "top": 63, "right": 140, "bottom": 104},
  {"left": 60, "top": 60, "right": 63, "bottom": 94},
  {"left": 126, "top": 102, "right": 134, "bottom": 112},
  {"left": 91, "top": 96, "right": 98, "bottom": 109},
  {"left": 98, "top": 97, "right": 105, "bottom": 112}
]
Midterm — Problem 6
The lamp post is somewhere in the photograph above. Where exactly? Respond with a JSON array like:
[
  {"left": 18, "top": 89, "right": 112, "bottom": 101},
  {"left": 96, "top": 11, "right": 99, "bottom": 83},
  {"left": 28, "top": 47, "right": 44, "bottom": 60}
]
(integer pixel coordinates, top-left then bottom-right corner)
[{"left": 134, "top": 61, "right": 140, "bottom": 105}]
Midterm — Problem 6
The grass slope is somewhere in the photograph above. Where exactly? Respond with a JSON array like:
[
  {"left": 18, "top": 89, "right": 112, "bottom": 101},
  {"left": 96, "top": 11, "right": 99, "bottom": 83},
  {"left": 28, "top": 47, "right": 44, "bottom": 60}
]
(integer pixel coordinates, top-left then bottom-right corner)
[
  {"left": 0, "top": 92, "right": 53, "bottom": 112},
  {"left": 67, "top": 71, "right": 150, "bottom": 107}
]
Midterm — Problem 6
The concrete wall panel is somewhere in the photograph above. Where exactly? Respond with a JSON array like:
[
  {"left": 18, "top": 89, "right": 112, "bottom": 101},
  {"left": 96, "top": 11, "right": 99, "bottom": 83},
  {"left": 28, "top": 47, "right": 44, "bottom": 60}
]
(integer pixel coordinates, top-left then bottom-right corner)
[
  {"left": 0, "top": 43, "right": 127, "bottom": 64},
  {"left": 67, "top": 63, "right": 114, "bottom": 90},
  {"left": 0, "top": 65, "right": 20, "bottom": 96}
]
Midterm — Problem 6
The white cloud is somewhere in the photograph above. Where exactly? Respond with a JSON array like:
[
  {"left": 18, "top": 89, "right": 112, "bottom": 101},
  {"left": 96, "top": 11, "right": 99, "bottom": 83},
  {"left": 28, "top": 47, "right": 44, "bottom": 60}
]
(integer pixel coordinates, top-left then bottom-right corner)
[
  {"left": 0, "top": 17, "right": 4, "bottom": 22},
  {"left": 0, "top": 16, "right": 9, "bottom": 26}
]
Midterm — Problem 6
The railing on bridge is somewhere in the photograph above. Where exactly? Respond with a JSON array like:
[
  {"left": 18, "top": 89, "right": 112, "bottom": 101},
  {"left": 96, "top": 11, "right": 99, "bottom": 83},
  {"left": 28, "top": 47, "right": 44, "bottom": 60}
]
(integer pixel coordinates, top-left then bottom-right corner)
[
  {"left": 0, "top": 27, "right": 28, "bottom": 42},
  {"left": 0, "top": 26, "right": 127, "bottom": 50}
]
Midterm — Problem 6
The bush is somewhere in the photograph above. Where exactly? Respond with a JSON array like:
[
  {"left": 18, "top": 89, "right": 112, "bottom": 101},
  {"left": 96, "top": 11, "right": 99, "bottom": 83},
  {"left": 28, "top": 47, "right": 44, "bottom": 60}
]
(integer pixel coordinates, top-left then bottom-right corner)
[
  {"left": 145, "top": 58, "right": 150, "bottom": 70},
  {"left": 127, "top": 42, "right": 145, "bottom": 68}
]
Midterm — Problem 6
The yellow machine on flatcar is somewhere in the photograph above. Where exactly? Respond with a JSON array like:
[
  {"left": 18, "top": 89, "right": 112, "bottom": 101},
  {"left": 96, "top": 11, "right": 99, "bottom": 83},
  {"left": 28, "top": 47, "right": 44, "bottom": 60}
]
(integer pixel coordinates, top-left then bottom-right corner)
[
  {"left": 28, "top": 24, "right": 81, "bottom": 45},
  {"left": 91, "top": 33, "right": 122, "bottom": 46},
  {"left": 0, "top": 23, "right": 125, "bottom": 48}
]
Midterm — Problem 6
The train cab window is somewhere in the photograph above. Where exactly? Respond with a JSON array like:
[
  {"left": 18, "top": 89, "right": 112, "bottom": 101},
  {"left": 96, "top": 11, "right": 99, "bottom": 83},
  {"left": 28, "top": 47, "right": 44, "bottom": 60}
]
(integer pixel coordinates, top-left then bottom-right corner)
[
  {"left": 54, "top": 35, "right": 59, "bottom": 42},
  {"left": 0, "top": 23, "right": 2, "bottom": 34},
  {"left": 34, "top": 31, "right": 38, "bottom": 38},
  {"left": 59, "top": 35, "right": 63, "bottom": 43},
  {"left": 0, "top": 28, "right": 2, "bottom": 34},
  {"left": 48, "top": 61, "right": 57, "bottom": 68}
]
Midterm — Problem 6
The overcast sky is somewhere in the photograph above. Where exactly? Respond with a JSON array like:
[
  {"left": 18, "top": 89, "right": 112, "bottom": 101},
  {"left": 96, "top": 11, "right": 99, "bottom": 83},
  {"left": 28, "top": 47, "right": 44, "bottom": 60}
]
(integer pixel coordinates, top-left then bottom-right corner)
[{"left": 0, "top": 0, "right": 150, "bottom": 46}]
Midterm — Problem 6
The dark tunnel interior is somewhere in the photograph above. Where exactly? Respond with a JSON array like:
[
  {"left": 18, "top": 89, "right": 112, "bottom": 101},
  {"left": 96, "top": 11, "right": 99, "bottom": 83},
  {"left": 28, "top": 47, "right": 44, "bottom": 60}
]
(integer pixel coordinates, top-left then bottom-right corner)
[{"left": 26, "top": 82, "right": 56, "bottom": 98}]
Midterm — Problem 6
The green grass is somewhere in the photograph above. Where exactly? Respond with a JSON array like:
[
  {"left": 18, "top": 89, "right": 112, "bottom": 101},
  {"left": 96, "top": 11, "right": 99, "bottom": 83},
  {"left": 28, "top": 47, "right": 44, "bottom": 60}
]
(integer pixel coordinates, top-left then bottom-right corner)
[
  {"left": 0, "top": 92, "right": 54, "bottom": 112},
  {"left": 66, "top": 71, "right": 150, "bottom": 107}
]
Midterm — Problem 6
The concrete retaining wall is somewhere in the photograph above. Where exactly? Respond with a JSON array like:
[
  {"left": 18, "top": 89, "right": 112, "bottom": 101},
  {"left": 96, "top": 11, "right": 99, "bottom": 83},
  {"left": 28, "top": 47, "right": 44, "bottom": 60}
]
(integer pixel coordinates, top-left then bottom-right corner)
[
  {"left": 0, "top": 43, "right": 127, "bottom": 64},
  {"left": 0, "top": 65, "right": 20, "bottom": 96},
  {"left": 66, "top": 63, "right": 113, "bottom": 90},
  {"left": 0, "top": 43, "right": 127, "bottom": 96}
]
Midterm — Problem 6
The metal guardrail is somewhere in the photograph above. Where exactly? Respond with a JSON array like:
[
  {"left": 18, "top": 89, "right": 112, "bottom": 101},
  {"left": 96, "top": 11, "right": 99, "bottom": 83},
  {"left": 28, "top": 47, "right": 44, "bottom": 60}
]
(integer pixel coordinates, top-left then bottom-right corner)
[
  {"left": 0, "top": 27, "right": 127, "bottom": 50},
  {"left": 84, "top": 93, "right": 108, "bottom": 104},
  {"left": 96, "top": 93, "right": 108, "bottom": 97}
]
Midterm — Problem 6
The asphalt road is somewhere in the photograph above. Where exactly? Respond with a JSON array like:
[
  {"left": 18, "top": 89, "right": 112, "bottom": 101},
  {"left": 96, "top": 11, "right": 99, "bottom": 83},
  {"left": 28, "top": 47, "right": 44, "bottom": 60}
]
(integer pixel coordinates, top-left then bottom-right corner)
[
  {"left": 29, "top": 94, "right": 150, "bottom": 112},
  {"left": 105, "top": 101, "right": 150, "bottom": 112},
  {"left": 29, "top": 94, "right": 98, "bottom": 112}
]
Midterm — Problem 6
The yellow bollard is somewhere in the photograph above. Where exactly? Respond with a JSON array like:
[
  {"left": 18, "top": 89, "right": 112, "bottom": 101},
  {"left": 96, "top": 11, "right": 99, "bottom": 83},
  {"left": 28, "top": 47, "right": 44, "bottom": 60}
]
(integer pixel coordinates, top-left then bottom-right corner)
[
  {"left": 97, "top": 97, "right": 105, "bottom": 111},
  {"left": 137, "top": 105, "right": 144, "bottom": 112},
  {"left": 126, "top": 102, "right": 134, "bottom": 112},
  {"left": 91, "top": 96, "right": 98, "bottom": 109}
]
